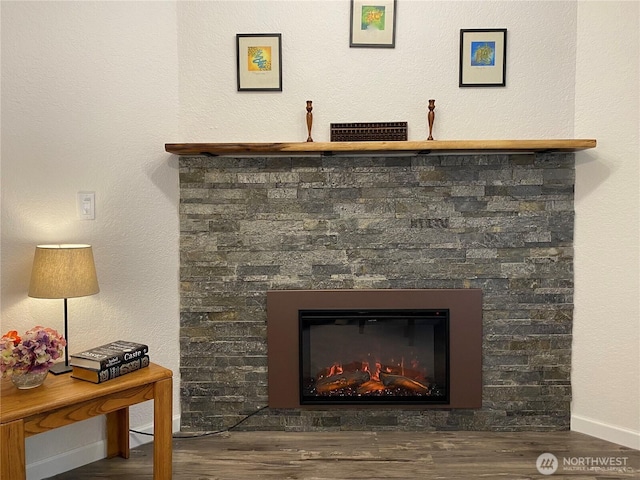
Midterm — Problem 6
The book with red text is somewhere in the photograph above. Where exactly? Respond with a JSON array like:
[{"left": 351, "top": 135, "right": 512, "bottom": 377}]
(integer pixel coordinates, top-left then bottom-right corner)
[{"left": 69, "top": 340, "right": 149, "bottom": 370}]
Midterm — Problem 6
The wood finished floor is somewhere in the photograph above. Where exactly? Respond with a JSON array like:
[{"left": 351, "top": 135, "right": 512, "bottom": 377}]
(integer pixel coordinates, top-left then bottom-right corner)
[{"left": 47, "top": 431, "right": 639, "bottom": 480}]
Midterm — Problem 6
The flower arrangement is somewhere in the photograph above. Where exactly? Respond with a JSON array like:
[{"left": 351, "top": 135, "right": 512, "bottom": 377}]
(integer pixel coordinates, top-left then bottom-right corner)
[{"left": 0, "top": 326, "right": 66, "bottom": 377}]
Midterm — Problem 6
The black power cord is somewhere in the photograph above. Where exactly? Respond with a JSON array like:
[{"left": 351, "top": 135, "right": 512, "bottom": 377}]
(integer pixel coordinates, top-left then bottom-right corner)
[{"left": 129, "top": 405, "right": 269, "bottom": 439}]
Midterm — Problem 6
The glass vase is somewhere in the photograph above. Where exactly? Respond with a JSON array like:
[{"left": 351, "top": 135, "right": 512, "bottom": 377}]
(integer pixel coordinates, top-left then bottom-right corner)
[{"left": 11, "top": 370, "right": 49, "bottom": 389}]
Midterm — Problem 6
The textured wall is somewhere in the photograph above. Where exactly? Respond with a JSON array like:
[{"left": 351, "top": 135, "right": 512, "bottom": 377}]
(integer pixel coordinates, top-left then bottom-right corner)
[
  {"left": 177, "top": 1, "right": 577, "bottom": 142},
  {"left": 179, "top": 152, "right": 574, "bottom": 431},
  {"left": 1, "top": 2, "right": 180, "bottom": 474},
  {"left": 573, "top": 2, "right": 640, "bottom": 448}
]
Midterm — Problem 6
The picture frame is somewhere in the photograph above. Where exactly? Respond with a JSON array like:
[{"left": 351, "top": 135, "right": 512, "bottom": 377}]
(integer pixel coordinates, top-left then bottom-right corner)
[
  {"left": 459, "top": 29, "right": 507, "bottom": 87},
  {"left": 236, "top": 33, "right": 282, "bottom": 91},
  {"left": 350, "top": 0, "right": 396, "bottom": 48}
]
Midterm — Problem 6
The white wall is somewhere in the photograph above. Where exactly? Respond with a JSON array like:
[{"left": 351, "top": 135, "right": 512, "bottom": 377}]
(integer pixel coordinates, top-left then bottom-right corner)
[
  {"left": 0, "top": 1, "right": 637, "bottom": 477},
  {"left": 1, "top": 1, "right": 181, "bottom": 477},
  {"left": 573, "top": 1, "right": 640, "bottom": 449},
  {"left": 177, "top": 0, "right": 577, "bottom": 141}
]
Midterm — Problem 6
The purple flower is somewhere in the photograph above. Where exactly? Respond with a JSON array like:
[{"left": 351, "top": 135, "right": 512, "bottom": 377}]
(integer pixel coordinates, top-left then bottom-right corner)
[{"left": 0, "top": 326, "right": 66, "bottom": 376}]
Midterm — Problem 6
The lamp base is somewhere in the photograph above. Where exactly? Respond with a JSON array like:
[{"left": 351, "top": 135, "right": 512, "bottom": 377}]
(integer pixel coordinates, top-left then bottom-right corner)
[{"left": 49, "top": 362, "right": 73, "bottom": 375}]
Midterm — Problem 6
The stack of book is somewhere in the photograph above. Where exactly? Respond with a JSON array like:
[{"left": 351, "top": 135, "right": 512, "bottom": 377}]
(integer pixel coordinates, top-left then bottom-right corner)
[{"left": 70, "top": 340, "right": 150, "bottom": 383}]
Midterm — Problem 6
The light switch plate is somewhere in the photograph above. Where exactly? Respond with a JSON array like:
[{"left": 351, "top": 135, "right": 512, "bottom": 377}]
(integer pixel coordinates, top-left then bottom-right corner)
[{"left": 77, "top": 192, "right": 95, "bottom": 220}]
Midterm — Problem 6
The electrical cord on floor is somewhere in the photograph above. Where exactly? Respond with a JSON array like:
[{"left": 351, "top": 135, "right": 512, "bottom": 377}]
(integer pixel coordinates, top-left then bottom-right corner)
[{"left": 128, "top": 405, "right": 269, "bottom": 439}]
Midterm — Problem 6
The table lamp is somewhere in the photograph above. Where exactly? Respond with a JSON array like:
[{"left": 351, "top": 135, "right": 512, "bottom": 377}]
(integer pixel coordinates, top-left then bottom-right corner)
[{"left": 28, "top": 244, "right": 99, "bottom": 374}]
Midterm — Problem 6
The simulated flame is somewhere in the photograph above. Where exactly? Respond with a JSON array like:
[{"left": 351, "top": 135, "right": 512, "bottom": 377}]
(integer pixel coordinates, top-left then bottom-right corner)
[{"left": 315, "top": 358, "right": 429, "bottom": 395}]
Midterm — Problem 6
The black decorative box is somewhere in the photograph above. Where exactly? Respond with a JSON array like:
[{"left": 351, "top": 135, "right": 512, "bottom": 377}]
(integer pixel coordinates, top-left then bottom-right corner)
[{"left": 330, "top": 122, "right": 408, "bottom": 142}]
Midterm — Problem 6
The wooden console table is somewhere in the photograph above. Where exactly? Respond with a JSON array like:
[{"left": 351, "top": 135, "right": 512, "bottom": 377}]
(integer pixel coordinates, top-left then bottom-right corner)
[{"left": 0, "top": 362, "right": 173, "bottom": 479}]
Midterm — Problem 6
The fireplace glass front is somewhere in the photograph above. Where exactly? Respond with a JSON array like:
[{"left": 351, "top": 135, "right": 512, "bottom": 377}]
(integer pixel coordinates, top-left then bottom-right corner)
[{"left": 299, "top": 309, "right": 449, "bottom": 405}]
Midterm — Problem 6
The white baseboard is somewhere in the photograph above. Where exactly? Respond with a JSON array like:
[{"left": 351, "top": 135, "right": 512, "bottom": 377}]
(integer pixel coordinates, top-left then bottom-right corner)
[
  {"left": 26, "top": 415, "right": 181, "bottom": 480},
  {"left": 572, "top": 414, "right": 640, "bottom": 450}
]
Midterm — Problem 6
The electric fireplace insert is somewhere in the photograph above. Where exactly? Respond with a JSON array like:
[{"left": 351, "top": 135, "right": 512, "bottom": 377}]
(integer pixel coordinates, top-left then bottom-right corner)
[
  {"left": 266, "top": 289, "right": 482, "bottom": 410},
  {"left": 299, "top": 309, "right": 449, "bottom": 405}
]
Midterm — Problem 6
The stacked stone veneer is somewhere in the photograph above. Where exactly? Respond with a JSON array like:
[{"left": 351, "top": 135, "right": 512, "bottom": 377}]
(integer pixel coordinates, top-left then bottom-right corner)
[{"left": 179, "top": 153, "right": 574, "bottom": 432}]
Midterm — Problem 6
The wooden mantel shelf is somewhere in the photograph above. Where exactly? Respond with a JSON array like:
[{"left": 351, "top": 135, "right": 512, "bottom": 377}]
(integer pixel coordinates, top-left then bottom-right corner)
[{"left": 165, "top": 139, "right": 596, "bottom": 156}]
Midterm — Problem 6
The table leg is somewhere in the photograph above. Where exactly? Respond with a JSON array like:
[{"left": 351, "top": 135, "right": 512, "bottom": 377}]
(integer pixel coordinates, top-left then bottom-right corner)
[
  {"left": 1, "top": 419, "right": 26, "bottom": 480},
  {"left": 106, "top": 407, "right": 130, "bottom": 459},
  {"left": 153, "top": 377, "right": 172, "bottom": 479}
]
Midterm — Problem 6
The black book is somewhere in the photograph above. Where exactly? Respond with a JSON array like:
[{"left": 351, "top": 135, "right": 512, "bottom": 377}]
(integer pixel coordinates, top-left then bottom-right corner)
[
  {"left": 72, "top": 355, "right": 150, "bottom": 384},
  {"left": 69, "top": 340, "right": 149, "bottom": 370}
]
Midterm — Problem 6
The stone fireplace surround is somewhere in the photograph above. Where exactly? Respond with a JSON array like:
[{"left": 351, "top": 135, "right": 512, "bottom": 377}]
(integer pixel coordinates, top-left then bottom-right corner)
[{"left": 179, "top": 152, "right": 574, "bottom": 432}]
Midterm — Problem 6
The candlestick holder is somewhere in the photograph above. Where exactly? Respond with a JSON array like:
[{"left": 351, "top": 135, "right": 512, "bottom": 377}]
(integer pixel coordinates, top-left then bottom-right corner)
[
  {"left": 306, "top": 100, "right": 313, "bottom": 142},
  {"left": 427, "top": 99, "right": 436, "bottom": 140}
]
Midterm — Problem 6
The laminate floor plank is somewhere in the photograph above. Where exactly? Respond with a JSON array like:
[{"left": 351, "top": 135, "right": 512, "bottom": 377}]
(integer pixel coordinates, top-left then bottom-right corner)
[{"left": 46, "top": 431, "right": 639, "bottom": 479}]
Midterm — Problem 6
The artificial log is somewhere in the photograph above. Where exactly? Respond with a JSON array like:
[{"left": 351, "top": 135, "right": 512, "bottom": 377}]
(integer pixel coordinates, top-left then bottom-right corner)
[
  {"left": 379, "top": 371, "right": 429, "bottom": 394},
  {"left": 315, "top": 370, "right": 370, "bottom": 393},
  {"left": 357, "top": 380, "right": 386, "bottom": 395}
]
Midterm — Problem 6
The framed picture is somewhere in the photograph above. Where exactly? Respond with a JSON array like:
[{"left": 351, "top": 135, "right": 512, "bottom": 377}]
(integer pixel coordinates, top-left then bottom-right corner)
[
  {"left": 350, "top": 0, "right": 396, "bottom": 48},
  {"left": 236, "top": 33, "right": 282, "bottom": 91},
  {"left": 459, "top": 29, "right": 507, "bottom": 87}
]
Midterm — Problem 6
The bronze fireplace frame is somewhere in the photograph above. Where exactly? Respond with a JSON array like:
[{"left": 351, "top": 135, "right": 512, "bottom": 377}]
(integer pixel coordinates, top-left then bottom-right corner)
[{"left": 267, "top": 289, "right": 482, "bottom": 409}]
